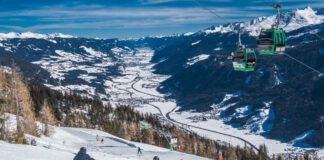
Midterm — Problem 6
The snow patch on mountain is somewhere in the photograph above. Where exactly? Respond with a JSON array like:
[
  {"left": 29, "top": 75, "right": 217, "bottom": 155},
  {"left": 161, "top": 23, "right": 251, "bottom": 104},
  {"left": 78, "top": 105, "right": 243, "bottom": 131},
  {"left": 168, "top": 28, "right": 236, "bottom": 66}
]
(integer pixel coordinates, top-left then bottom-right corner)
[
  {"left": 245, "top": 101, "right": 275, "bottom": 134},
  {"left": 78, "top": 74, "right": 97, "bottom": 83},
  {"left": 231, "top": 106, "right": 252, "bottom": 119},
  {"left": 287, "top": 29, "right": 319, "bottom": 39},
  {"left": 211, "top": 91, "right": 241, "bottom": 110},
  {"left": 214, "top": 47, "right": 222, "bottom": 51},
  {"left": 48, "top": 39, "right": 57, "bottom": 44},
  {"left": 292, "top": 130, "right": 314, "bottom": 146},
  {"left": 4, "top": 47, "right": 13, "bottom": 52},
  {"left": 186, "top": 54, "right": 210, "bottom": 66},
  {"left": 191, "top": 40, "right": 201, "bottom": 45},
  {"left": 55, "top": 50, "right": 84, "bottom": 62},
  {"left": 111, "top": 47, "right": 128, "bottom": 56},
  {"left": 80, "top": 46, "right": 105, "bottom": 57},
  {"left": 272, "top": 65, "right": 282, "bottom": 86}
]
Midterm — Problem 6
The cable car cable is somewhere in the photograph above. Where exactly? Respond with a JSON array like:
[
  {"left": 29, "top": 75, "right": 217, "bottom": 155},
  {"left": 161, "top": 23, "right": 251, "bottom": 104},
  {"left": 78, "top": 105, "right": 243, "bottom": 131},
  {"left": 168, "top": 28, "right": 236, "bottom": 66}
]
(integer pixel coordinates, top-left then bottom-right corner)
[
  {"left": 191, "top": 0, "right": 232, "bottom": 24},
  {"left": 283, "top": 53, "right": 323, "bottom": 75}
]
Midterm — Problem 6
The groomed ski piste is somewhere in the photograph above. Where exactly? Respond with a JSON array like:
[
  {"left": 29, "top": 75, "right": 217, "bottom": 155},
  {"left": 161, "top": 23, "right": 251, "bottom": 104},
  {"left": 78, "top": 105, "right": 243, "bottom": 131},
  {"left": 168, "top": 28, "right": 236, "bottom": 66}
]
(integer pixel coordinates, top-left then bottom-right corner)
[
  {"left": 0, "top": 114, "right": 208, "bottom": 160},
  {"left": 106, "top": 48, "right": 324, "bottom": 158}
]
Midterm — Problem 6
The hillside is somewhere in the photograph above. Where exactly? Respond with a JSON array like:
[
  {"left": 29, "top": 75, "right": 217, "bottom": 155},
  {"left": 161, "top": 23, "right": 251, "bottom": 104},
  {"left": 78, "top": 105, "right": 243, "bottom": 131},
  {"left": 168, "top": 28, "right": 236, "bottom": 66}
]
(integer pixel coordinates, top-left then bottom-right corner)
[
  {"left": 0, "top": 118, "right": 208, "bottom": 160},
  {"left": 1, "top": 67, "right": 277, "bottom": 160}
]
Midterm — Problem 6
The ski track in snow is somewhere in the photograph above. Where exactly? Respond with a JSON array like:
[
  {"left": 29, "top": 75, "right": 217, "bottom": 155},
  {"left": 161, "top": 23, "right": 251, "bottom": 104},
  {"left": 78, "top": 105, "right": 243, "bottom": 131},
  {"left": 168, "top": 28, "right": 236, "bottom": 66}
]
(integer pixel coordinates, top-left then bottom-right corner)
[{"left": 0, "top": 114, "right": 205, "bottom": 160}]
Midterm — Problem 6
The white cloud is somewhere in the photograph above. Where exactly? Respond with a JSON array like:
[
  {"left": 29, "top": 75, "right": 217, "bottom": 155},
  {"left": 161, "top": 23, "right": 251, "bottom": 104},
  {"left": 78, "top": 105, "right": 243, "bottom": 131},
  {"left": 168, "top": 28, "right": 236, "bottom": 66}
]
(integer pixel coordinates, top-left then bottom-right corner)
[{"left": 0, "top": 5, "right": 265, "bottom": 31}]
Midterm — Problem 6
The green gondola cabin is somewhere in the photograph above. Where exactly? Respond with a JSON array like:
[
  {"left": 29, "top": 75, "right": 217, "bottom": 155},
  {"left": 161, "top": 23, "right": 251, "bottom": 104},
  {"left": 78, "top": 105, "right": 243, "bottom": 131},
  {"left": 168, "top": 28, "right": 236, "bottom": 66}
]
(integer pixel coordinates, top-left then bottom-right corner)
[
  {"left": 257, "top": 29, "right": 286, "bottom": 55},
  {"left": 232, "top": 48, "right": 256, "bottom": 71}
]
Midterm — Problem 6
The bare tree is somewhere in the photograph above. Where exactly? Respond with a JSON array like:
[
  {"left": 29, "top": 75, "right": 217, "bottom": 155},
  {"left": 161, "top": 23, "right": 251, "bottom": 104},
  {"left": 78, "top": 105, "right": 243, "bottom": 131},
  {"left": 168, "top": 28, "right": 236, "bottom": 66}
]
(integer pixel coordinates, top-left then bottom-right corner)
[
  {"left": 0, "top": 67, "right": 13, "bottom": 141},
  {"left": 40, "top": 99, "right": 54, "bottom": 136},
  {"left": 0, "top": 69, "right": 6, "bottom": 140},
  {"left": 11, "top": 65, "right": 37, "bottom": 139}
]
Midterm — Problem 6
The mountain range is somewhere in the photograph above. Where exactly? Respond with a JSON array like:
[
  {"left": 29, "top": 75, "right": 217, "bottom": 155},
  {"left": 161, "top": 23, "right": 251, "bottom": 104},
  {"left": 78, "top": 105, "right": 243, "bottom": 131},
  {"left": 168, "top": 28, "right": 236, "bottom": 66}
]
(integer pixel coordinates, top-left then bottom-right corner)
[{"left": 0, "top": 6, "right": 323, "bottom": 147}]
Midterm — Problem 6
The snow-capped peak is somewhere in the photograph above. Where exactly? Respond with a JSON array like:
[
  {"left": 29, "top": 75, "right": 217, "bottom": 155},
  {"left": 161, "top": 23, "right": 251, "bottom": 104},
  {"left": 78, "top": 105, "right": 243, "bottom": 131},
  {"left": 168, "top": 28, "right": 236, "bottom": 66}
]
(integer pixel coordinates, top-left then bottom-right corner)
[
  {"left": 0, "top": 32, "right": 75, "bottom": 40},
  {"left": 203, "top": 6, "right": 324, "bottom": 36},
  {"left": 283, "top": 6, "right": 324, "bottom": 32}
]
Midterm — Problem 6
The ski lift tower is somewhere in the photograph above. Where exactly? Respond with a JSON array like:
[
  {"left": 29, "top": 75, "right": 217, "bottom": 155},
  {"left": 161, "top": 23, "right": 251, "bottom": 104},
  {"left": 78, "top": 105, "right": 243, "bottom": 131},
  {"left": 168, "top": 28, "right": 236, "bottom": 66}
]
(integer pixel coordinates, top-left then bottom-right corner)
[
  {"left": 139, "top": 121, "right": 176, "bottom": 151},
  {"left": 273, "top": 4, "right": 282, "bottom": 29}
]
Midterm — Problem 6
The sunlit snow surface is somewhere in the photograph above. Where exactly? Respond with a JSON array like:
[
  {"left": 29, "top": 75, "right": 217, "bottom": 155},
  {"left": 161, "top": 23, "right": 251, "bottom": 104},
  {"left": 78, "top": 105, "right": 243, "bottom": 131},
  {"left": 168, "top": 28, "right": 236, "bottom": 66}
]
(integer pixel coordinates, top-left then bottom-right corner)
[{"left": 0, "top": 114, "right": 205, "bottom": 160}]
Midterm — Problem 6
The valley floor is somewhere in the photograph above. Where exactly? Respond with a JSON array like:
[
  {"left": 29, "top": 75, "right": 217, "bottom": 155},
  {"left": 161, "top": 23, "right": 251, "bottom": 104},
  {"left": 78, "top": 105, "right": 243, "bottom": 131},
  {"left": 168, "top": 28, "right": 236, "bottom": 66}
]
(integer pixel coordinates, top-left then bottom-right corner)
[{"left": 106, "top": 48, "right": 324, "bottom": 158}]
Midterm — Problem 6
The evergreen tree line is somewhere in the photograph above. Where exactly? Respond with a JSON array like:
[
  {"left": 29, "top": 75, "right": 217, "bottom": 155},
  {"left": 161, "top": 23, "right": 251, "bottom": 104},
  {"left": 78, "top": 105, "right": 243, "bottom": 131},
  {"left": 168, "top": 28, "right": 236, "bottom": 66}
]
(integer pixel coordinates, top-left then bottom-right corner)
[{"left": 0, "top": 66, "right": 317, "bottom": 160}]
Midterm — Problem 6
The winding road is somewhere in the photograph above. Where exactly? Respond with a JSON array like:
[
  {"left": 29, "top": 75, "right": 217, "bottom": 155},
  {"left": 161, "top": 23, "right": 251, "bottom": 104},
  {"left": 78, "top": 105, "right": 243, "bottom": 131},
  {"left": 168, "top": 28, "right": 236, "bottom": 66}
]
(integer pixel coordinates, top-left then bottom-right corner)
[{"left": 130, "top": 76, "right": 267, "bottom": 157}]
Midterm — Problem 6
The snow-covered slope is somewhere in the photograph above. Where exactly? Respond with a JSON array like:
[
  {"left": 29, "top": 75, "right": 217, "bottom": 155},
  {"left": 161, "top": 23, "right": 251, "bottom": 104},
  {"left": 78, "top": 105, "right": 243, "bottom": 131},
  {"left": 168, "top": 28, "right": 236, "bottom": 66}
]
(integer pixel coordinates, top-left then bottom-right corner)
[{"left": 0, "top": 126, "right": 207, "bottom": 160}]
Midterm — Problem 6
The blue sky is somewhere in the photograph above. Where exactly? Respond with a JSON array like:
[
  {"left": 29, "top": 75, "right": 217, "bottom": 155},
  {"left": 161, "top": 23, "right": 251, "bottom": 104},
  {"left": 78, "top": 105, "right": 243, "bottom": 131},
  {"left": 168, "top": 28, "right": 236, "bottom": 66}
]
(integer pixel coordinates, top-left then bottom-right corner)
[{"left": 0, "top": 0, "right": 323, "bottom": 38}]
